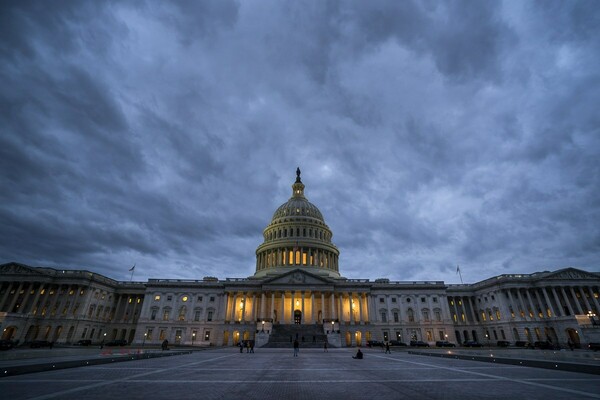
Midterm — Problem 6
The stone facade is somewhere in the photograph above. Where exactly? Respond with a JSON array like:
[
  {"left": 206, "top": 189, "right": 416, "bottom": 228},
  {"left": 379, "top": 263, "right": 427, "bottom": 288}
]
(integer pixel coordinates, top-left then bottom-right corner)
[{"left": 1, "top": 171, "right": 599, "bottom": 348}]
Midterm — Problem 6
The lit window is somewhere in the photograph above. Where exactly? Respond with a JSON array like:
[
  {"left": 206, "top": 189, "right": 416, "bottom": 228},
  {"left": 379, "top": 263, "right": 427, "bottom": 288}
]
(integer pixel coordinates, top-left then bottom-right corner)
[
  {"left": 182, "top": 296, "right": 188, "bottom": 302},
  {"left": 155, "top": 295, "right": 161, "bottom": 301}
]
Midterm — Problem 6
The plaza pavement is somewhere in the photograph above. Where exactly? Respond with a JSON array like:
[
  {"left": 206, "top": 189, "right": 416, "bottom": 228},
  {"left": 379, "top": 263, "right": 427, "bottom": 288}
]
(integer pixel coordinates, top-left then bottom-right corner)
[{"left": 1, "top": 346, "right": 599, "bottom": 400}]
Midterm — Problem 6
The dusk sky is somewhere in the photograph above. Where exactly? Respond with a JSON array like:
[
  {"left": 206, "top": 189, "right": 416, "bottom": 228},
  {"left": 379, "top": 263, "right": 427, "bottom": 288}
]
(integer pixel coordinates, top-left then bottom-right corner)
[{"left": 2, "top": 1, "right": 599, "bottom": 284}]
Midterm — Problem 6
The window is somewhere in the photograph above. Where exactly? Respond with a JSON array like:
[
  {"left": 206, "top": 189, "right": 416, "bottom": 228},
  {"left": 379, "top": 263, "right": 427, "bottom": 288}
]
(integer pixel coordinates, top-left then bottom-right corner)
[
  {"left": 379, "top": 298, "right": 385, "bottom": 303},
  {"left": 496, "top": 310, "right": 501, "bottom": 320},
  {"left": 207, "top": 311, "right": 213, "bottom": 321},
  {"left": 204, "top": 331, "right": 210, "bottom": 341},
  {"left": 178, "top": 306, "right": 186, "bottom": 321},
  {"left": 393, "top": 312, "right": 399, "bottom": 322},
  {"left": 163, "top": 309, "right": 170, "bottom": 321},
  {"left": 423, "top": 310, "right": 429, "bottom": 321},
  {"left": 421, "top": 297, "right": 426, "bottom": 303},
  {"left": 182, "top": 296, "right": 188, "bottom": 302},
  {"left": 167, "top": 296, "right": 172, "bottom": 301},
  {"left": 406, "top": 298, "right": 411, "bottom": 303},
  {"left": 435, "top": 311, "right": 441, "bottom": 322},
  {"left": 381, "top": 311, "right": 387, "bottom": 322},
  {"left": 391, "top": 298, "right": 397, "bottom": 303},
  {"left": 194, "top": 310, "right": 201, "bottom": 321},
  {"left": 147, "top": 329, "right": 153, "bottom": 340},
  {"left": 433, "top": 297, "right": 438, "bottom": 303},
  {"left": 481, "top": 311, "right": 486, "bottom": 321},
  {"left": 407, "top": 309, "right": 414, "bottom": 322},
  {"left": 198, "top": 296, "right": 203, "bottom": 302},
  {"left": 210, "top": 296, "right": 215, "bottom": 302},
  {"left": 151, "top": 309, "right": 157, "bottom": 320}
]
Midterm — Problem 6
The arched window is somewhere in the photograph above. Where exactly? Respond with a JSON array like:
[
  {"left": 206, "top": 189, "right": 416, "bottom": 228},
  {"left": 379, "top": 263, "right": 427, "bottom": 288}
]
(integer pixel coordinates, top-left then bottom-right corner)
[
  {"left": 380, "top": 310, "right": 387, "bottom": 322},
  {"left": 422, "top": 308, "right": 430, "bottom": 322},
  {"left": 407, "top": 308, "right": 415, "bottom": 322},
  {"left": 163, "top": 307, "right": 171, "bottom": 321},
  {"left": 178, "top": 306, "right": 187, "bottom": 321}
]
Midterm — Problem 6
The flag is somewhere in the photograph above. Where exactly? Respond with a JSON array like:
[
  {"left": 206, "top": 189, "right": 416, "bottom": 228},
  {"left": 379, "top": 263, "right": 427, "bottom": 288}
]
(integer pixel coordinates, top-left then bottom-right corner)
[
  {"left": 456, "top": 265, "right": 460, "bottom": 274},
  {"left": 129, "top": 264, "right": 136, "bottom": 272}
]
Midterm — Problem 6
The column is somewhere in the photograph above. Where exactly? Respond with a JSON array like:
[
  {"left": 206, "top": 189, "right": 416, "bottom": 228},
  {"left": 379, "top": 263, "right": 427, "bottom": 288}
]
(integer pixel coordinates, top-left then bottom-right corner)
[
  {"left": 7, "top": 282, "right": 24, "bottom": 312},
  {"left": 560, "top": 287, "right": 575, "bottom": 316},
  {"left": 331, "top": 292, "right": 336, "bottom": 320},
  {"left": 550, "top": 287, "right": 563, "bottom": 317},
  {"left": 385, "top": 294, "right": 392, "bottom": 323},
  {"left": 252, "top": 292, "right": 258, "bottom": 322},
  {"left": 449, "top": 296, "right": 458, "bottom": 323},
  {"left": 579, "top": 287, "right": 593, "bottom": 313},
  {"left": 270, "top": 292, "right": 275, "bottom": 321},
  {"left": 541, "top": 288, "right": 556, "bottom": 318},
  {"left": 230, "top": 292, "right": 238, "bottom": 321},
  {"left": 310, "top": 292, "right": 315, "bottom": 323},
  {"left": 241, "top": 293, "right": 247, "bottom": 322},
  {"left": 261, "top": 292, "right": 266, "bottom": 320},
  {"left": 590, "top": 286, "right": 600, "bottom": 313},
  {"left": 338, "top": 293, "right": 344, "bottom": 322},
  {"left": 0, "top": 282, "right": 14, "bottom": 309},
  {"left": 280, "top": 292, "right": 285, "bottom": 323},
  {"left": 569, "top": 287, "right": 584, "bottom": 314},
  {"left": 525, "top": 290, "right": 537, "bottom": 319},
  {"left": 349, "top": 293, "right": 355, "bottom": 324},
  {"left": 516, "top": 289, "right": 528, "bottom": 319},
  {"left": 506, "top": 290, "right": 517, "bottom": 318},
  {"left": 321, "top": 292, "right": 325, "bottom": 322},
  {"left": 18, "top": 283, "right": 35, "bottom": 314},
  {"left": 301, "top": 291, "right": 305, "bottom": 324},
  {"left": 358, "top": 293, "right": 363, "bottom": 323},
  {"left": 28, "top": 283, "right": 46, "bottom": 315}
]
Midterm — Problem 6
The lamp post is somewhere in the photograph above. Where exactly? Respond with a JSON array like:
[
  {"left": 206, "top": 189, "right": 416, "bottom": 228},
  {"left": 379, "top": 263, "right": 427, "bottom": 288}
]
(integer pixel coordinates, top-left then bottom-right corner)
[
  {"left": 331, "top": 320, "right": 335, "bottom": 333},
  {"left": 588, "top": 311, "right": 597, "bottom": 325},
  {"left": 485, "top": 333, "right": 489, "bottom": 347},
  {"left": 261, "top": 321, "right": 265, "bottom": 332},
  {"left": 192, "top": 332, "right": 196, "bottom": 347},
  {"left": 143, "top": 332, "right": 147, "bottom": 348}
]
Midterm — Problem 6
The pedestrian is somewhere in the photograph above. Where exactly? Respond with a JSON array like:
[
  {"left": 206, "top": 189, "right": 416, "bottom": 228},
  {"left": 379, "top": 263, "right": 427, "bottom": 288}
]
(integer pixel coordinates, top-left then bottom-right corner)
[
  {"left": 239, "top": 341, "right": 243, "bottom": 353},
  {"left": 385, "top": 342, "right": 391, "bottom": 354},
  {"left": 293, "top": 339, "right": 299, "bottom": 357},
  {"left": 250, "top": 341, "right": 254, "bottom": 353},
  {"left": 246, "top": 340, "right": 250, "bottom": 353},
  {"left": 162, "top": 339, "right": 168, "bottom": 351},
  {"left": 567, "top": 338, "right": 574, "bottom": 351},
  {"left": 352, "top": 349, "right": 363, "bottom": 359},
  {"left": 323, "top": 342, "right": 328, "bottom": 352}
]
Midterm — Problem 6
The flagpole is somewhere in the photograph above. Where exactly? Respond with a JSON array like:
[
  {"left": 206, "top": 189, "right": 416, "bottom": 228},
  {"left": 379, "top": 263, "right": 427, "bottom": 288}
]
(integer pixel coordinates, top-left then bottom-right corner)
[
  {"left": 457, "top": 265, "right": 463, "bottom": 284},
  {"left": 130, "top": 264, "right": 136, "bottom": 282}
]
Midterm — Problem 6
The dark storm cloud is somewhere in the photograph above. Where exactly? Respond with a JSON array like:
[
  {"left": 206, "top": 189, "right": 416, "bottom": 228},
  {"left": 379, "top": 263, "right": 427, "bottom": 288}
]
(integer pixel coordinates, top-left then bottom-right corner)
[{"left": 1, "top": 0, "right": 598, "bottom": 283}]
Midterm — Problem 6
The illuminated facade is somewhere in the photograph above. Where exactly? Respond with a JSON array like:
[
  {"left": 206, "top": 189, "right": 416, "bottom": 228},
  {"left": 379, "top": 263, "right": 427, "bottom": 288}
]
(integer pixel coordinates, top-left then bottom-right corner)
[{"left": 1, "top": 170, "right": 599, "bottom": 348}]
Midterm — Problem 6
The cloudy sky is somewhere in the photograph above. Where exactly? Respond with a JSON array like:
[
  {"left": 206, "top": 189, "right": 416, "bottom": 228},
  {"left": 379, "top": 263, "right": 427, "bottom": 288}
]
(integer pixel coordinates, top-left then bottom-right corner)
[{"left": 1, "top": 1, "right": 599, "bottom": 284}]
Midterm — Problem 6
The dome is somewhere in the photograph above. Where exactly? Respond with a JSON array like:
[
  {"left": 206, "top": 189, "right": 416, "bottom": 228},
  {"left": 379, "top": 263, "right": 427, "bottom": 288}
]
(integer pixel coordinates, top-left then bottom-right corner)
[
  {"left": 254, "top": 168, "right": 340, "bottom": 278},
  {"left": 271, "top": 196, "right": 324, "bottom": 222}
]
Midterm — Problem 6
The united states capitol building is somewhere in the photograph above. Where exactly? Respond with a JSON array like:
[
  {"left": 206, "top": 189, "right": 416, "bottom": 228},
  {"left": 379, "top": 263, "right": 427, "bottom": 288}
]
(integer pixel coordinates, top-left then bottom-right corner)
[{"left": 1, "top": 170, "right": 599, "bottom": 348}]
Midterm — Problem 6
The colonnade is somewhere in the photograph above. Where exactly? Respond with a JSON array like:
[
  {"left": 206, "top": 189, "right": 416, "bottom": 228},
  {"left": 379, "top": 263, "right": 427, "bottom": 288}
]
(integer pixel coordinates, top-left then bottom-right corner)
[
  {"left": 224, "top": 290, "right": 369, "bottom": 324},
  {"left": 448, "top": 285, "right": 600, "bottom": 324},
  {"left": 0, "top": 281, "right": 143, "bottom": 322},
  {"left": 255, "top": 247, "right": 339, "bottom": 271}
]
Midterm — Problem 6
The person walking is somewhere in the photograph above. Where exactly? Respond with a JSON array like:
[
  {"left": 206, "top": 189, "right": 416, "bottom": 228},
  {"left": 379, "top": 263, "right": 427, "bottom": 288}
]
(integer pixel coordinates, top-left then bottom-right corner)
[
  {"left": 250, "top": 341, "right": 255, "bottom": 353},
  {"left": 293, "top": 339, "right": 299, "bottom": 357},
  {"left": 239, "top": 341, "right": 244, "bottom": 353},
  {"left": 385, "top": 342, "right": 391, "bottom": 354},
  {"left": 323, "top": 342, "right": 328, "bottom": 352}
]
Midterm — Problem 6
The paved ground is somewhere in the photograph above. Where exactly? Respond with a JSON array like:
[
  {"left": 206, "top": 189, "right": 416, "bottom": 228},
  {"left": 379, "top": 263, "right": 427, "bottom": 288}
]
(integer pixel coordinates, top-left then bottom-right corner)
[{"left": 1, "top": 347, "right": 599, "bottom": 400}]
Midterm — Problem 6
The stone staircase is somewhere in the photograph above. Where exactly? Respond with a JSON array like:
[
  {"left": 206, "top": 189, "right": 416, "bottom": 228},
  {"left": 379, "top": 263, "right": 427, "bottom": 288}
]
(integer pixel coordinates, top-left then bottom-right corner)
[{"left": 261, "top": 324, "right": 331, "bottom": 348}]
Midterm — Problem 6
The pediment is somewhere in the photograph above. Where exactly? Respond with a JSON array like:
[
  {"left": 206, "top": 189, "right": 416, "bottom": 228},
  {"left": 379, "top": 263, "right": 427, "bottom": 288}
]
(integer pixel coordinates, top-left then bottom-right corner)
[
  {"left": 262, "top": 269, "right": 333, "bottom": 286},
  {"left": 543, "top": 268, "right": 599, "bottom": 281},
  {"left": 0, "top": 262, "right": 46, "bottom": 276}
]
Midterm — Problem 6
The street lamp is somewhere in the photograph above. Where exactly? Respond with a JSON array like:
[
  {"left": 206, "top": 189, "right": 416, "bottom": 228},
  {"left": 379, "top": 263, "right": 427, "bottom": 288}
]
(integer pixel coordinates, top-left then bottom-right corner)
[
  {"left": 331, "top": 321, "right": 335, "bottom": 333},
  {"left": 485, "top": 333, "right": 489, "bottom": 347},
  {"left": 261, "top": 321, "right": 265, "bottom": 332},
  {"left": 143, "top": 332, "right": 147, "bottom": 348},
  {"left": 192, "top": 332, "right": 196, "bottom": 347},
  {"left": 588, "top": 311, "right": 597, "bottom": 325}
]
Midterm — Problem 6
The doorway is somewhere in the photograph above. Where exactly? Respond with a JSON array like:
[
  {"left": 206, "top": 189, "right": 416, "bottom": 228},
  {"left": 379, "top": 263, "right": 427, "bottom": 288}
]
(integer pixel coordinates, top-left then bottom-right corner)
[{"left": 294, "top": 310, "right": 302, "bottom": 324}]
